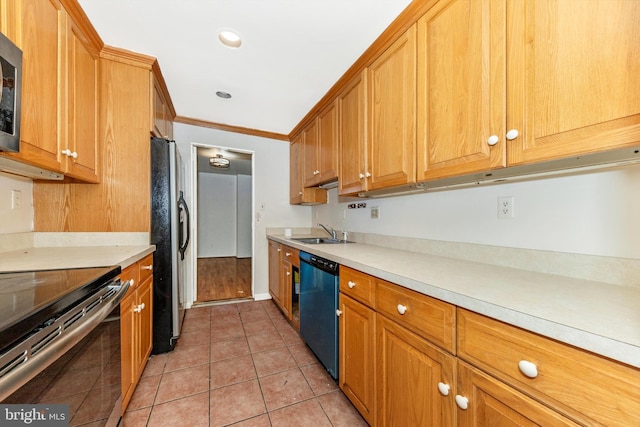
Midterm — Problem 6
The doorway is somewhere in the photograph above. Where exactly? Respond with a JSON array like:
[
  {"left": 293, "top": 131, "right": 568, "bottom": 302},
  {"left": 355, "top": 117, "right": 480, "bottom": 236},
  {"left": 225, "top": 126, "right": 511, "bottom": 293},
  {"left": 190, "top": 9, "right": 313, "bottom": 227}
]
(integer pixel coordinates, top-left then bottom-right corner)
[{"left": 195, "top": 146, "right": 253, "bottom": 302}]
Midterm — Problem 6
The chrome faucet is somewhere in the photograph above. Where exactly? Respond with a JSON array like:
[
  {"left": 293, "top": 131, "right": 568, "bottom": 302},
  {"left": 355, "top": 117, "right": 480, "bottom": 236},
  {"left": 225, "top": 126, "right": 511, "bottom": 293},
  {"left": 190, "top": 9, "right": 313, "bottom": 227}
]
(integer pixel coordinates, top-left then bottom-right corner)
[{"left": 318, "top": 223, "right": 337, "bottom": 240}]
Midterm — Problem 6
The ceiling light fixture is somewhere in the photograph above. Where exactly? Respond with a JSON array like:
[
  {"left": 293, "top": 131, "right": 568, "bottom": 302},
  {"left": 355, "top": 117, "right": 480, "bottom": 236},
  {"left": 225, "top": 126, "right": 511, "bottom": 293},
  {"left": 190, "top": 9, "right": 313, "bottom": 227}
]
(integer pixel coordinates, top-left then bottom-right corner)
[
  {"left": 218, "top": 30, "right": 242, "bottom": 48},
  {"left": 209, "top": 154, "right": 230, "bottom": 169},
  {"left": 216, "top": 91, "right": 232, "bottom": 99}
]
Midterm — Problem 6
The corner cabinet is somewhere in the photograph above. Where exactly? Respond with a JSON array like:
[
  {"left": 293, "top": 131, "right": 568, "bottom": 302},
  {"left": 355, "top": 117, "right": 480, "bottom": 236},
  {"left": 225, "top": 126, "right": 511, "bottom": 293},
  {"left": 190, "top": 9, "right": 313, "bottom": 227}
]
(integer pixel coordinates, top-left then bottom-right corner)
[
  {"left": 290, "top": 132, "right": 327, "bottom": 205},
  {"left": 121, "top": 254, "right": 154, "bottom": 413},
  {"left": 0, "top": 0, "right": 100, "bottom": 182}
]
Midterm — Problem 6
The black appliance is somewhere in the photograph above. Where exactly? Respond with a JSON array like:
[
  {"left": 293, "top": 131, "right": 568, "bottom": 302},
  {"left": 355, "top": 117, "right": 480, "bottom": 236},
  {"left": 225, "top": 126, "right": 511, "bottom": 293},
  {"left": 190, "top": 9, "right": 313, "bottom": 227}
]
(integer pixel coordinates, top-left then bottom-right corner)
[
  {"left": 299, "top": 251, "right": 339, "bottom": 380},
  {"left": 150, "top": 137, "right": 190, "bottom": 353},
  {"left": 0, "top": 266, "right": 128, "bottom": 400}
]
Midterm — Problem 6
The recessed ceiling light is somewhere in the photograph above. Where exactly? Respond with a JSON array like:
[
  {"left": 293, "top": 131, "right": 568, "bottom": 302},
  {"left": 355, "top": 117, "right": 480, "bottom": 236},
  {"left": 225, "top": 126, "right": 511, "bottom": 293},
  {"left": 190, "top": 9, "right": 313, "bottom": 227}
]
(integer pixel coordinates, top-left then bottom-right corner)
[
  {"left": 218, "top": 30, "right": 241, "bottom": 48},
  {"left": 216, "top": 91, "right": 232, "bottom": 99}
]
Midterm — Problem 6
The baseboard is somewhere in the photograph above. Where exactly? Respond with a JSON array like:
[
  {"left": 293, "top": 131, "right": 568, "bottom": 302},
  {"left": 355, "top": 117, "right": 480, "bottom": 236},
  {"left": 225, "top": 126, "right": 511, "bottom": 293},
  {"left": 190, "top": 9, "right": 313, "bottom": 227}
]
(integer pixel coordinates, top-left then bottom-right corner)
[{"left": 253, "top": 293, "right": 271, "bottom": 301}]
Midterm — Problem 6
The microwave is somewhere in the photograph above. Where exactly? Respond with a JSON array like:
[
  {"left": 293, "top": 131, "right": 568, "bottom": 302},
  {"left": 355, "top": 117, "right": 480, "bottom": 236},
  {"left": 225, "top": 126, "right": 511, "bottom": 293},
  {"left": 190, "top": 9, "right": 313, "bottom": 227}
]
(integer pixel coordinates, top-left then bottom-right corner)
[{"left": 0, "top": 31, "right": 22, "bottom": 152}]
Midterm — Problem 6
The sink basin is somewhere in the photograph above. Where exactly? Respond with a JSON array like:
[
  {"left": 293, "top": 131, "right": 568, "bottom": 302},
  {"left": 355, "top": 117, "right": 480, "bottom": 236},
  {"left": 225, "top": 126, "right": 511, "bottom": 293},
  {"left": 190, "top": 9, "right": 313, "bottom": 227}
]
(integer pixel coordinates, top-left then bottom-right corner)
[{"left": 291, "top": 237, "right": 354, "bottom": 244}]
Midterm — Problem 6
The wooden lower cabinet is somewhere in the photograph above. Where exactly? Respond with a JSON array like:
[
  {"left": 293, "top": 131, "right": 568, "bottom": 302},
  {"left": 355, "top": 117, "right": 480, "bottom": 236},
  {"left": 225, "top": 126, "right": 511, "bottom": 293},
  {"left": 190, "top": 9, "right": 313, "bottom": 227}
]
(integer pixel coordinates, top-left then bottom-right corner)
[
  {"left": 120, "top": 256, "right": 154, "bottom": 413},
  {"left": 268, "top": 240, "right": 282, "bottom": 307},
  {"left": 376, "top": 314, "right": 456, "bottom": 426},
  {"left": 339, "top": 294, "right": 376, "bottom": 425},
  {"left": 456, "top": 361, "right": 578, "bottom": 427},
  {"left": 268, "top": 240, "right": 299, "bottom": 322}
]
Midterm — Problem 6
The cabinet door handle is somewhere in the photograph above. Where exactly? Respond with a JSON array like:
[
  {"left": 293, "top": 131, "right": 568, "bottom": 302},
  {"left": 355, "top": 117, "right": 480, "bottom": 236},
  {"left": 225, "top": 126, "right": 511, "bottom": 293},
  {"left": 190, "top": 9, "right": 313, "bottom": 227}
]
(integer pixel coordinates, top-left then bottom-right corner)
[
  {"left": 70, "top": 151, "right": 78, "bottom": 159},
  {"left": 286, "top": 271, "right": 291, "bottom": 276},
  {"left": 518, "top": 360, "right": 538, "bottom": 378},
  {"left": 277, "top": 248, "right": 282, "bottom": 252},
  {"left": 285, "top": 252, "right": 291, "bottom": 257},
  {"left": 397, "top": 304, "right": 407, "bottom": 315},
  {"left": 506, "top": 129, "right": 519, "bottom": 140},
  {"left": 455, "top": 395, "right": 469, "bottom": 410},
  {"left": 133, "top": 305, "right": 141, "bottom": 313},
  {"left": 336, "top": 309, "right": 343, "bottom": 316},
  {"left": 359, "top": 173, "right": 365, "bottom": 179},
  {"left": 365, "top": 171, "right": 371, "bottom": 178},
  {"left": 348, "top": 281, "right": 356, "bottom": 289},
  {"left": 141, "top": 265, "right": 153, "bottom": 271},
  {"left": 437, "top": 382, "right": 450, "bottom": 396},
  {"left": 487, "top": 135, "right": 499, "bottom": 146}
]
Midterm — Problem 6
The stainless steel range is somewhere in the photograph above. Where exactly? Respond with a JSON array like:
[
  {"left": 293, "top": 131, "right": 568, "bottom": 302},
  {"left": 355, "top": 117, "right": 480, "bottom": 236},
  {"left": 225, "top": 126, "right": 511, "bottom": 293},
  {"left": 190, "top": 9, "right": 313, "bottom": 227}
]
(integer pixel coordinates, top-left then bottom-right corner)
[{"left": 0, "top": 266, "right": 129, "bottom": 416}]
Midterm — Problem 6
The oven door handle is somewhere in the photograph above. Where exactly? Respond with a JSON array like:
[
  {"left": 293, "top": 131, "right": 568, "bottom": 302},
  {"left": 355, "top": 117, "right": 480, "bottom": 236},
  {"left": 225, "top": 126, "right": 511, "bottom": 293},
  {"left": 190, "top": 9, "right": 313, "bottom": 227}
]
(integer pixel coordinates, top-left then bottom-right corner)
[{"left": 0, "top": 279, "right": 131, "bottom": 401}]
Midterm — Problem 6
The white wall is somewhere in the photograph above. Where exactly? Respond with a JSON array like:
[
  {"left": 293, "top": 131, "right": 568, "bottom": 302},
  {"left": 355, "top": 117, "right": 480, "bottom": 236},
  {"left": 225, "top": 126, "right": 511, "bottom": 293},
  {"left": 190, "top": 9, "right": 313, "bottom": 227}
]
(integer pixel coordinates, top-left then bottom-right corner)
[
  {"left": 174, "top": 123, "right": 312, "bottom": 302},
  {"left": 314, "top": 164, "right": 640, "bottom": 260},
  {"left": 197, "top": 173, "right": 237, "bottom": 257},
  {"left": 0, "top": 173, "right": 33, "bottom": 234},
  {"left": 237, "top": 174, "right": 252, "bottom": 258}
]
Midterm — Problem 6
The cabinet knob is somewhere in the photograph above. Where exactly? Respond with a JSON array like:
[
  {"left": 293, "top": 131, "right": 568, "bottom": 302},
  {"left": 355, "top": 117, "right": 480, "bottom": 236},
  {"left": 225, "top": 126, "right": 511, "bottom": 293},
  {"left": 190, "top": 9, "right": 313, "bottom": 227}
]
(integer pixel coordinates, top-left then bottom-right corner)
[
  {"left": 365, "top": 171, "right": 371, "bottom": 178},
  {"left": 285, "top": 252, "right": 291, "bottom": 257},
  {"left": 437, "top": 382, "right": 450, "bottom": 396},
  {"left": 348, "top": 281, "right": 356, "bottom": 289},
  {"left": 336, "top": 309, "right": 343, "bottom": 316},
  {"left": 277, "top": 248, "right": 282, "bottom": 252},
  {"left": 359, "top": 173, "right": 365, "bottom": 179},
  {"left": 298, "top": 191, "right": 303, "bottom": 195},
  {"left": 487, "top": 135, "right": 499, "bottom": 146},
  {"left": 518, "top": 360, "right": 538, "bottom": 378},
  {"left": 70, "top": 151, "right": 78, "bottom": 159},
  {"left": 133, "top": 303, "right": 144, "bottom": 313},
  {"left": 506, "top": 129, "right": 519, "bottom": 140},
  {"left": 397, "top": 304, "right": 407, "bottom": 315},
  {"left": 141, "top": 264, "right": 153, "bottom": 271},
  {"left": 286, "top": 271, "right": 291, "bottom": 276},
  {"left": 455, "top": 395, "right": 469, "bottom": 410}
]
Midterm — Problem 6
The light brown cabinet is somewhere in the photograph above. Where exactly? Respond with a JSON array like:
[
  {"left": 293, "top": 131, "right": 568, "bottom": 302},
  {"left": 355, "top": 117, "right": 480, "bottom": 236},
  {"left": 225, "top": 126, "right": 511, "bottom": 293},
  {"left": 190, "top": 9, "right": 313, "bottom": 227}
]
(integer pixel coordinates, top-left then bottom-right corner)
[
  {"left": 290, "top": 132, "right": 327, "bottom": 205},
  {"left": 152, "top": 75, "right": 174, "bottom": 140},
  {"left": 456, "top": 361, "right": 579, "bottom": 427},
  {"left": 339, "top": 267, "right": 376, "bottom": 425},
  {"left": 268, "top": 241, "right": 299, "bottom": 322},
  {"left": 0, "top": 0, "right": 100, "bottom": 182},
  {"left": 120, "top": 254, "right": 154, "bottom": 413},
  {"left": 338, "top": 71, "right": 367, "bottom": 195},
  {"left": 303, "top": 102, "right": 339, "bottom": 187},
  {"left": 417, "top": 0, "right": 640, "bottom": 182}
]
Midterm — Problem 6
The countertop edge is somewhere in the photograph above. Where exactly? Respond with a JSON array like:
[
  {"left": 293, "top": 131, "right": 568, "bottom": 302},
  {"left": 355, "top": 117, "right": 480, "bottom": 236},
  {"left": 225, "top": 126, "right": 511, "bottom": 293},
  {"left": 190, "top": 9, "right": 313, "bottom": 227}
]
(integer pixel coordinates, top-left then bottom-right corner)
[{"left": 268, "top": 235, "right": 640, "bottom": 368}]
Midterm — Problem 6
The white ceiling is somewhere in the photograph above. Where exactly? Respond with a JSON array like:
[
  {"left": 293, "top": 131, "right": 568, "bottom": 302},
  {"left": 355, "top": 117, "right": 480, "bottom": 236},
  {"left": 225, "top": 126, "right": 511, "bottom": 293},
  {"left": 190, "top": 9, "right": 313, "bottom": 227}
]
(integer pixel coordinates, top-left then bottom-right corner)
[{"left": 78, "top": 0, "right": 412, "bottom": 136}]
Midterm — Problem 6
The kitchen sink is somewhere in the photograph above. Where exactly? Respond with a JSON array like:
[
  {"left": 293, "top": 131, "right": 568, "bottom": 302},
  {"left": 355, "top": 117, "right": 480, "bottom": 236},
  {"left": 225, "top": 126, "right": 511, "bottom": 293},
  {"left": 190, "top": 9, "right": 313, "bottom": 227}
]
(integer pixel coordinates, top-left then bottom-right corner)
[{"left": 291, "top": 237, "right": 354, "bottom": 244}]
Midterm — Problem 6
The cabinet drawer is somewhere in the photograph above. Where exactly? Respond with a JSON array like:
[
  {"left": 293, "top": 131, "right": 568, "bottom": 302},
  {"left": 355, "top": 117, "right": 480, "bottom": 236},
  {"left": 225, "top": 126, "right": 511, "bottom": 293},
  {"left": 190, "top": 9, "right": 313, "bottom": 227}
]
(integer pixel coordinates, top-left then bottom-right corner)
[
  {"left": 376, "top": 280, "right": 455, "bottom": 353},
  {"left": 458, "top": 309, "right": 640, "bottom": 427},
  {"left": 340, "top": 266, "right": 375, "bottom": 308},
  {"left": 138, "top": 254, "right": 154, "bottom": 283},
  {"left": 120, "top": 263, "right": 138, "bottom": 296},
  {"left": 281, "top": 246, "right": 299, "bottom": 268}
]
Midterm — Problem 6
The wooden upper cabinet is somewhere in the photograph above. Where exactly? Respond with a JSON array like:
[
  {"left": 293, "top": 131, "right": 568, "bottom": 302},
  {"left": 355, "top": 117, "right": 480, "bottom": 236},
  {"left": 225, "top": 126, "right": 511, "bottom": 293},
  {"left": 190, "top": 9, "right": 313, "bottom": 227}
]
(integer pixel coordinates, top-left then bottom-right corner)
[
  {"left": 290, "top": 132, "right": 327, "bottom": 205},
  {"left": 507, "top": 0, "right": 640, "bottom": 165},
  {"left": 417, "top": 0, "right": 506, "bottom": 181},
  {"left": 0, "top": 0, "right": 100, "bottom": 182},
  {"left": 317, "top": 101, "right": 339, "bottom": 184},
  {"left": 302, "top": 120, "right": 319, "bottom": 187},
  {"left": 367, "top": 24, "right": 417, "bottom": 191},
  {"left": 66, "top": 17, "right": 99, "bottom": 182},
  {"left": 152, "top": 76, "right": 173, "bottom": 140},
  {"left": 338, "top": 71, "right": 367, "bottom": 196}
]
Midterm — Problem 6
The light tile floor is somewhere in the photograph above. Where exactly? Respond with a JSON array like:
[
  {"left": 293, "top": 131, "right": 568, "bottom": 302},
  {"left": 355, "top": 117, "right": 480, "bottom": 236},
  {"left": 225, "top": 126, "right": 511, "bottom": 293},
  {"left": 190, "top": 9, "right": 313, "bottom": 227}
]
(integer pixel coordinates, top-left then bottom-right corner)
[{"left": 121, "top": 300, "right": 368, "bottom": 426}]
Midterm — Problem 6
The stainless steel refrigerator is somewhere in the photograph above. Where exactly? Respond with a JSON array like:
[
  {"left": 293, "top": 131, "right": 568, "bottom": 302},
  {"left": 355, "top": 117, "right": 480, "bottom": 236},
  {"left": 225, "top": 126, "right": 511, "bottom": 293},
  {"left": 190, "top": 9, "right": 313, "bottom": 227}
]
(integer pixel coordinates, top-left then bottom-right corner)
[{"left": 150, "top": 137, "right": 190, "bottom": 353}]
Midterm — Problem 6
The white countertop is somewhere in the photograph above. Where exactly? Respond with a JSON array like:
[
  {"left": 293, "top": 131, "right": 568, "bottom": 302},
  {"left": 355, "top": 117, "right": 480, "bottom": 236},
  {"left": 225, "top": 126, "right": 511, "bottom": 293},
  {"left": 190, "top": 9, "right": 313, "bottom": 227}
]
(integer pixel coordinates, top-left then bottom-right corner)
[
  {"left": 0, "top": 245, "right": 155, "bottom": 272},
  {"left": 269, "top": 234, "right": 640, "bottom": 368}
]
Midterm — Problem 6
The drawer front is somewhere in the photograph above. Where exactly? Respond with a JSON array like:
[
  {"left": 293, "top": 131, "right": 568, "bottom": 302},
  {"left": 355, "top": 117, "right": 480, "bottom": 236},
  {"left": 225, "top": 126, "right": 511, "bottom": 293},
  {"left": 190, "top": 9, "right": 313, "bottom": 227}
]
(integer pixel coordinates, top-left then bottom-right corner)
[
  {"left": 376, "top": 280, "right": 455, "bottom": 353},
  {"left": 281, "top": 245, "right": 299, "bottom": 268},
  {"left": 120, "top": 263, "right": 138, "bottom": 296},
  {"left": 339, "top": 266, "right": 376, "bottom": 308},
  {"left": 138, "top": 253, "right": 154, "bottom": 283},
  {"left": 458, "top": 309, "right": 640, "bottom": 427}
]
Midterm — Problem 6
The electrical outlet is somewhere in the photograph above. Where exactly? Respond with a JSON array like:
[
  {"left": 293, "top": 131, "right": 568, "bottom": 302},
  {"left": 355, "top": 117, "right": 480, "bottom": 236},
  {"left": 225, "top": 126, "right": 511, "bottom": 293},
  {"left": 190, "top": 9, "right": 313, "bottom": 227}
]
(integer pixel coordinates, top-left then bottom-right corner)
[
  {"left": 497, "top": 196, "right": 514, "bottom": 219},
  {"left": 11, "top": 190, "right": 21, "bottom": 209},
  {"left": 370, "top": 206, "right": 380, "bottom": 219}
]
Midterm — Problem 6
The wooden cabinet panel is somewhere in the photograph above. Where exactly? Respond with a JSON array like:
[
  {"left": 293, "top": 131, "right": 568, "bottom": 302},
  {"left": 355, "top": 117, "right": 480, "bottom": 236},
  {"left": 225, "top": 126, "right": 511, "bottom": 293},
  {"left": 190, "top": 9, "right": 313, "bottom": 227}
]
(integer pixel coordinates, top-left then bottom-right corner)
[
  {"left": 376, "top": 279, "right": 456, "bottom": 353},
  {"left": 367, "top": 25, "right": 416, "bottom": 191},
  {"left": 268, "top": 240, "right": 282, "bottom": 306},
  {"left": 119, "top": 288, "right": 136, "bottom": 410},
  {"left": 317, "top": 101, "right": 338, "bottom": 184},
  {"left": 65, "top": 17, "right": 99, "bottom": 182},
  {"left": 340, "top": 265, "right": 376, "bottom": 308},
  {"left": 416, "top": 0, "right": 506, "bottom": 181},
  {"left": 289, "top": 133, "right": 327, "bottom": 205},
  {"left": 338, "top": 71, "right": 367, "bottom": 195},
  {"left": 507, "top": 0, "right": 640, "bottom": 165},
  {"left": 458, "top": 308, "right": 640, "bottom": 426},
  {"left": 339, "top": 294, "right": 375, "bottom": 425},
  {"left": 137, "top": 276, "right": 153, "bottom": 368},
  {"left": 376, "top": 313, "right": 456, "bottom": 426},
  {"left": 280, "top": 259, "right": 293, "bottom": 320},
  {"left": 302, "top": 120, "right": 319, "bottom": 187},
  {"left": 152, "top": 77, "right": 173, "bottom": 139},
  {"left": 457, "top": 361, "right": 579, "bottom": 427}
]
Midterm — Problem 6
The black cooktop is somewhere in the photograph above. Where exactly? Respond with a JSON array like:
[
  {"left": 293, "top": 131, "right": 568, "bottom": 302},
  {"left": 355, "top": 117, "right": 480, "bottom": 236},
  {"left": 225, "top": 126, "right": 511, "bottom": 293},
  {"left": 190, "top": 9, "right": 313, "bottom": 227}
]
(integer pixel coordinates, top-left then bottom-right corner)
[{"left": 0, "top": 266, "right": 121, "bottom": 354}]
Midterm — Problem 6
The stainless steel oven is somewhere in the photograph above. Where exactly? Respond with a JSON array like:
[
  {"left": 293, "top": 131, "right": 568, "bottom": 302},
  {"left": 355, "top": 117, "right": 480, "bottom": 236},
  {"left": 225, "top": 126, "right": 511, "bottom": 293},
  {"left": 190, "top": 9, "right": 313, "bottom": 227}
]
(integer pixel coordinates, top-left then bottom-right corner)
[
  {"left": 0, "top": 266, "right": 130, "bottom": 425},
  {"left": 0, "top": 30, "right": 22, "bottom": 152}
]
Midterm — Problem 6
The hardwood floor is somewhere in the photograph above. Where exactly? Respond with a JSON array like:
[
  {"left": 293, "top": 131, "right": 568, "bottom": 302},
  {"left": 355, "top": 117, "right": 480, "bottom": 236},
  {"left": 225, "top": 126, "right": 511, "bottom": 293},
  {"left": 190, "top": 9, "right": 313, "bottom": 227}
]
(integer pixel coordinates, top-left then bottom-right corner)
[{"left": 197, "top": 257, "right": 252, "bottom": 302}]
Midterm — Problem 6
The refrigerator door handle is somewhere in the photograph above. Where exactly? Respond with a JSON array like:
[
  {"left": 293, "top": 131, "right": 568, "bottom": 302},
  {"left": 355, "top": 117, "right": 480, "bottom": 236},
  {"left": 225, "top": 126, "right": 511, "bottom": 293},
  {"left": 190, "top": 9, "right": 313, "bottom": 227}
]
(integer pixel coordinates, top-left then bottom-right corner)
[{"left": 178, "top": 191, "right": 190, "bottom": 260}]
